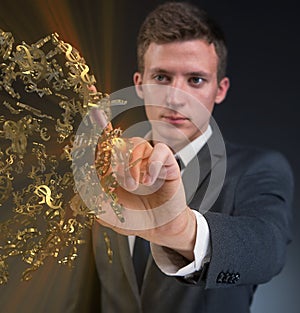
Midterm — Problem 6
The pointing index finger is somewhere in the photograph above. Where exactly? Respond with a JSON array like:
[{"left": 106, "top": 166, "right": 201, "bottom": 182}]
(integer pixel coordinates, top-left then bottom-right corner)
[{"left": 143, "top": 143, "right": 180, "bottom": 185}]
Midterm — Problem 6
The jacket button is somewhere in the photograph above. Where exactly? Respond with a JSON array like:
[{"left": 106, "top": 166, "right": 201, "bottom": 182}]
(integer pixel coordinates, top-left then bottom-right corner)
[
  {"left": 233, "top": 273, "right": 240, "bottom": 283},
  {"left": 228, "top": 273, "right": 235, "bottom": 284},
  {"left": 216, "top": 271, "right": 225, "bottom": 283},
  {"left": 224, "top": 272, "right": 231, "bottom": 283}
]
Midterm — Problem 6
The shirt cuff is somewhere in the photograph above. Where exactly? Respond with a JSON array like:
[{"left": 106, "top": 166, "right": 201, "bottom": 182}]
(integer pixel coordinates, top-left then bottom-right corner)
[{"left": 151, "top": 210, "right": 211, "bottom": 276}]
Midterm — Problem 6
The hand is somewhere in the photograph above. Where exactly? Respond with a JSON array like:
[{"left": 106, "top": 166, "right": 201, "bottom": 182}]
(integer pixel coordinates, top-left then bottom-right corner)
[{"left": 96, "top": 138, "right": 197, "bottom": 260}]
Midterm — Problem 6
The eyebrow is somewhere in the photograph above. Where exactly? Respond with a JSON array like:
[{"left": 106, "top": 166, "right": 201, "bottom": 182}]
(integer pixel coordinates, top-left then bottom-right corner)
[
  {"left": 149, "top": 68, "right": 172, "bottom": 74},
  {"left": 187, "top": 71, "right": 210, "bottom": 79},
  {"left": 149, "top": 67, "right": 210, "bottom": 78}
]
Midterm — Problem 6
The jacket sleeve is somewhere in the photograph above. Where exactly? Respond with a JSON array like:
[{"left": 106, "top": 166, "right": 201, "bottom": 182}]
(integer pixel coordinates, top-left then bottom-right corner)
[{"left": 203, "top": 150, "right": 294, "bottom": 289}]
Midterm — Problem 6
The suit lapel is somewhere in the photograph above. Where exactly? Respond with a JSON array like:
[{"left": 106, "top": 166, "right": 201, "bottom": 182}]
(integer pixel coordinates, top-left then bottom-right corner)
[
  {"left": 117, "top": 234, "right": 141, "bottom": 298},
  {"left": 117, "top": 234, "right": 154, "bottom": 297},
  {"left": 183, "top": 129, "right": 226, "bottom": 213},
  {"left": 182, "top": 143, "right": 211, "bottom": 204},
  {"left": 92, "top": 224, "right": 141, "bottom": 301}
]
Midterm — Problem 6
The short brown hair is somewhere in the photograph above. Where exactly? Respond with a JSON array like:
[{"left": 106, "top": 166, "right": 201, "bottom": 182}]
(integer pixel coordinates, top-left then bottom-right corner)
[{"left": 137, "top": 2, "right": 228, "bottom": 82}]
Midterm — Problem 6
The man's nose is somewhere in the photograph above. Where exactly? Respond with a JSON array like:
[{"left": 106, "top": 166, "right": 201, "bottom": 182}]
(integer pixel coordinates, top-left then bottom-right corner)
[{"left": 166, "top": 81, "right": 186, "bottom": 108}]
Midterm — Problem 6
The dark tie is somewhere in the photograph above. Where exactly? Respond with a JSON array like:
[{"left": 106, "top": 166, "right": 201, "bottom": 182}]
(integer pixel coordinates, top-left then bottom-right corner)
[
  {"left": 132, "top": 236, "right": 150, "bottom": 292},
  {"left": 175, "top": 155, "right": 184, "bottom": 171}
]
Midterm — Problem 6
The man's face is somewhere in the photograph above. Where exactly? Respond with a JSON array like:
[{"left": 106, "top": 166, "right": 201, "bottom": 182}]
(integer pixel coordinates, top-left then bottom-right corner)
[{"left": 134, "top": 39, "right": 229, "bottom": 150}]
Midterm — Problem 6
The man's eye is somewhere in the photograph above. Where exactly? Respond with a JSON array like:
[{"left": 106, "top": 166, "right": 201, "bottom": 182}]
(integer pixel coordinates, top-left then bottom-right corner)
[
  {"left": 189, "top": 77, "right": 203, "bottom": 85},
  {"left": 154, "top": 74, "right": 168, "bottom": 82}
]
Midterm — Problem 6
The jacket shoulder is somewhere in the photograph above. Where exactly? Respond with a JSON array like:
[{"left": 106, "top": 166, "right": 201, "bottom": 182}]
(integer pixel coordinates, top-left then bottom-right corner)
[{"left": 225, "top": 142, "right": 293, "bottom": 176}]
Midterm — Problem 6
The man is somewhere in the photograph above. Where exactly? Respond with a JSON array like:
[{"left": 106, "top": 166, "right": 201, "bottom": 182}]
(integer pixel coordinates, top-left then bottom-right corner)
[{"left": 92, "top": 2, "right": 294, "bottom": 312}]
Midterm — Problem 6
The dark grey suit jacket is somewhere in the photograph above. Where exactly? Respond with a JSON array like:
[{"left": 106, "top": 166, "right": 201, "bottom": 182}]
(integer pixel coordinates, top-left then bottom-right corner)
[{"left": 90, "top": 135, "right": 294, "bottom": 313}]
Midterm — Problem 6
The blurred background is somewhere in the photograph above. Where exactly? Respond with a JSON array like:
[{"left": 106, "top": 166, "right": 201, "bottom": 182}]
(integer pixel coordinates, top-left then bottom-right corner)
[{"left": 0, "top": 0, "right": 299, "bottom": 312}]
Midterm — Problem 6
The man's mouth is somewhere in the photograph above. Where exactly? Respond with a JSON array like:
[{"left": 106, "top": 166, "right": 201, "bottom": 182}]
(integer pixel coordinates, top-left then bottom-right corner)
[{"left": 161, "top": 114, "right": 190, "bottom": 125}]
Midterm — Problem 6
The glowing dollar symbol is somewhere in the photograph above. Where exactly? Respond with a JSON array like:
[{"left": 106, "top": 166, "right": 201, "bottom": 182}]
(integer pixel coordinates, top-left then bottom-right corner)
[
  {"left": 78, "top": 63, "right": 96, "bottom": 85},
  {"left": 34, "top": 185, "right": 62, "bottom": 209},
  {"left": 68, "top": 63, "right": 95, "bottom": 85},
  {"left": 15, "top": 44, "right": 34, "bottom": 72},
  {"left": 59, "top": 41, "right": 81, "bottom": 63}
]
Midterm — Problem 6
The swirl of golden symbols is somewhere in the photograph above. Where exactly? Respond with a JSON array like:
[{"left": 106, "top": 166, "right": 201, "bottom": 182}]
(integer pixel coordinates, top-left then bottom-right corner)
[{"left": 0, "top": 29, "right": 128, "bottom": 284}]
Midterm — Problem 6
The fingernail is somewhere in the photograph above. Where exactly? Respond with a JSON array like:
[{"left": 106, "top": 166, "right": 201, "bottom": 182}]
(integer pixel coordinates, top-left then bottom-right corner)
[
  {"left": 148, "top": 161, "right": 163, "bottom": 182},
  {"left": 125, "top": 176, "right": 138, "bottom": 191}
]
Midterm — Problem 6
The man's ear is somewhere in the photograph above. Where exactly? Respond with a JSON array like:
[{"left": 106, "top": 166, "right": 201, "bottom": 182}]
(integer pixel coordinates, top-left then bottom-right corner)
[
  {"left": 215, "top": 77, "right": 230, "bottom": 104},
  {"left": 133, "top": 72, "right": 144, "bottom": 99}
]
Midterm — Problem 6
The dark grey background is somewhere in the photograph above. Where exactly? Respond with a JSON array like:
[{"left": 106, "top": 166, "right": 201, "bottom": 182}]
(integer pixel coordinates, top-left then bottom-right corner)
[{"left": 0, "top": 0, "right": 299, "bottom": 312}]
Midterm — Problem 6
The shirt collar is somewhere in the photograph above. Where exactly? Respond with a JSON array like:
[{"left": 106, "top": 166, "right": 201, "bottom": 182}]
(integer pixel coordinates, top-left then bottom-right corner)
[
  {"left": 145, "top": 125, "right": 212, "bottom": 169},
  {"left": 174, "top": 125, "right": 212, "bottom": 169}
]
